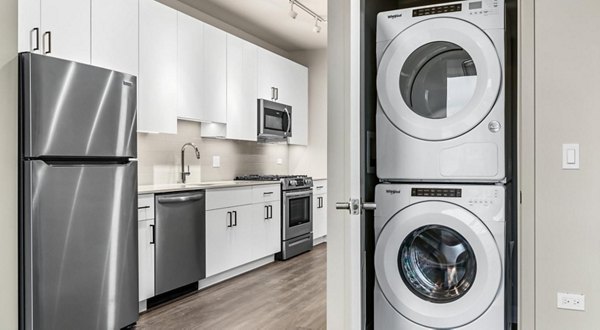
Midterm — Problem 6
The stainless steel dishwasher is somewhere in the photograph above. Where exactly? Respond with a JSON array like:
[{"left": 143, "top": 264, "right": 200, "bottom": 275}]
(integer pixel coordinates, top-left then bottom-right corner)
[{"left": 155, "top": 191, "right": 206, "bottom": 295}]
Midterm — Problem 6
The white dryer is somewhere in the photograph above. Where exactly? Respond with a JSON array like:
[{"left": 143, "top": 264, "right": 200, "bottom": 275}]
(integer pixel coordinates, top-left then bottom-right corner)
[
  {"left": 376, "top": 1, "right": 505, "bottom": 182},
  {"left": 374, "top": 184, "right": 505, "bottom": 329}
]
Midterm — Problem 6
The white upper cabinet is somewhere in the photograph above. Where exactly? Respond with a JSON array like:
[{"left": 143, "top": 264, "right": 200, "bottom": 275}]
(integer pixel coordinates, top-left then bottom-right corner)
[
  {"left": 178, "top": 16, "right": 226, "bottom": 124},
  {"left": 257, "top": 49, "right": 308, "bottom": 145},
  {"left": 19, "top": 0, "right": 91, "bottom": 63},
  {"left": 202, "top": 24, "right": 227, "bottom": 123},
  {"left": 224, "top": 34, "right": 258, "bottom": 141},
  {"left": 18, "top": 0, "right": 41, "bottom": 53},
  {"left": 177, "top": 12, "right": 205, "bottom": 122},
  {"left": 288, "top": 62, "right": 308, "bottom": 145},
  {"left": 91, "top": 0, "right": 139, "bottom": 76},
  {"left": 138, "top": 0, "right": 178, "bottom": 134},
  {"left": 40, "top": 0, "right": 91, "bottom": 63}
]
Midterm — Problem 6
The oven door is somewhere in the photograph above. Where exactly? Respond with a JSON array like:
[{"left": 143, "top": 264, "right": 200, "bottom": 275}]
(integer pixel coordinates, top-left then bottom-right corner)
[
  {"left": 258, "top": 99, "right": 292, "bottom": 139},
  {"left": 282, "top": 189, "right": 313, "bottom": 240}
]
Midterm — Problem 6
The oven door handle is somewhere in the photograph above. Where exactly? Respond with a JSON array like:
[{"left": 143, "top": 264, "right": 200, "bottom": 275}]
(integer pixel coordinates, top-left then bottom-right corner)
[{"left": 284, "top": 190, "right": 312, "bottom": 198}]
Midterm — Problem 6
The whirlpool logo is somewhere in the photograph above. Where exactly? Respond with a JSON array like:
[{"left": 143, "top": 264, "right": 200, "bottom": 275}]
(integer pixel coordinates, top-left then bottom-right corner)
[
  {"left": 387, "top": 14, "right": 403, "bottom": 19},
  {"left": 386, "top": 189, "right": 402, "bottom": 195}
]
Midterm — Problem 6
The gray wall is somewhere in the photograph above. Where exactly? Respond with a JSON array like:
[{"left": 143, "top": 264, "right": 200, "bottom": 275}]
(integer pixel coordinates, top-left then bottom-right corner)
[
  {"left": 0, "top": 0, "right": 18, "bottom": 327},
  {"left": 531, "top": 0, "right": 600, "bottom": 328}
]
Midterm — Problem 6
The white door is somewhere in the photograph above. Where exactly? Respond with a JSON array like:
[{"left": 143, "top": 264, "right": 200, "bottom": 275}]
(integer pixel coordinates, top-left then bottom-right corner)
[
  {"left": 205, "top": 207, "right": 235, "bottom": 277},
  {"left": 287, "top": 62, "right": 309, "bottom": 146},
  {"left": 377, "top": 18, "right": 501, "bottom": 141},
  {"left": 328, "top": 0, "right": 363, "bottom": 328},
  {"left": 40, "top": 0, "right": 90, "bottom": 63},
  {"left": 91, "top": 0, "right": 138, "bottom": 75},
  {"left": 138, "top": 219, "right": 155, "bottom": 301},
  {"left": 375, "top": 201, "right": 502, "bottom": 329}
]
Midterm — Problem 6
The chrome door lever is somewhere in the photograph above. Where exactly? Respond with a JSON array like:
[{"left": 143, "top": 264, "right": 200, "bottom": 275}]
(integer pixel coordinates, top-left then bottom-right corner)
[{"left": 336, "top": 199, "right": 376, "bottom": 215}]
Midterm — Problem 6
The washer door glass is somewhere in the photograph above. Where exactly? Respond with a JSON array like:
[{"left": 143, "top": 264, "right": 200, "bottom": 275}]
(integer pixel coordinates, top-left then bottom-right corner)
[
  {"left": 399, "top": 225, "right": 477, "bottom": 303},
  {"left": 400, "top": 42, "right": 477, "bottom": 120}
]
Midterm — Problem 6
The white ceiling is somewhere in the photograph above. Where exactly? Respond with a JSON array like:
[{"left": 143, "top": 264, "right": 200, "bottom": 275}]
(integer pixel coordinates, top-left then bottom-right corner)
[{"left": 179, "top": 0, "right": 327, "bottom": 52}]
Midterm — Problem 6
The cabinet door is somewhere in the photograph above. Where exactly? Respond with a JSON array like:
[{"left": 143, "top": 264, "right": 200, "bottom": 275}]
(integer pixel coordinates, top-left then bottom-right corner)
[
  {"left": 138, "top": 219, "right": 155, "bottom": 301},
  {"left": 226, "top": 35, "right": 258, "bottom": 141},
  {"left": 177, "top": 12, "right": 204, "bottom": 121},
  {"left": 230, "top": 205, "right": 255, "bottom": 267},
  {"left": 287, "top": 63, "right": 309, "bottom": 146},
  {"left": 205, "top": 207, "right": 235, "bottom": 277},
  {"left": 138, "top": 0, "right": 177, "bottom": 134},
  {"left": 264, "top": 201, "right": 281, "bottom": 256},
  {"left": 91, "top": 0, "right": 139, "bottom": 76},
  {"left": 40, "top": 0, "right": 91, "bottom": 63},
  {"left": 18, "top": 0, "right": 41, "bottom": 53},
  {"left": 202, "top": 24, "right": 227, "bottom": 123},
  {"left": 257, "top": 48, "right": 279, "bottom": 101},
  {"left": 313, "top": 194, "right": 327, "bottom": 239}
]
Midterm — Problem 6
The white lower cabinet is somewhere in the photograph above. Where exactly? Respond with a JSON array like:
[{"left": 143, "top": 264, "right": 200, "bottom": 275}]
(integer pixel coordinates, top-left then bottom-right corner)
[
  {"left": 252, "top": 201, "right": 281, "bottom": 259},
  {"left": 313, "top": 180, "right": 328, "bottom": 240},
  {"left": 205, "top": 185, "right": 281, "bottom": 277},
  {"left": 205, "top": 204, "right": 253, "bottom": 277},
  {"left": 138, "top": 194, "right": 155, "bottom": 302}
]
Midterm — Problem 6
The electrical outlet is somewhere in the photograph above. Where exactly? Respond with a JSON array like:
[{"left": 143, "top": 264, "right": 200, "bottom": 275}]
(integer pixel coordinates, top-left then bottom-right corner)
[
  {"left": 276, "top": 158, "right": 283, "bottom": 165},
  {"left": 557, "top": 292, "right": 585, "bottom": 311},
  {"left": 212, "top": 155, "right": 220, "bottom": 168}
]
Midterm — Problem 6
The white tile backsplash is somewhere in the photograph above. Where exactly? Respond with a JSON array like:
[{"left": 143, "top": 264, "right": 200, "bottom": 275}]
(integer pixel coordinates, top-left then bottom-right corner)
[{"left": 137, "top": 120, "right": 289, "bottom": 185}]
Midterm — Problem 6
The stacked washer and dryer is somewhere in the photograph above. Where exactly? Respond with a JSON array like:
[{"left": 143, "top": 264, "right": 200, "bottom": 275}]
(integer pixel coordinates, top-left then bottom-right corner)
[{"left": 374, "top": 1, "right": 510, "bottom": 329}]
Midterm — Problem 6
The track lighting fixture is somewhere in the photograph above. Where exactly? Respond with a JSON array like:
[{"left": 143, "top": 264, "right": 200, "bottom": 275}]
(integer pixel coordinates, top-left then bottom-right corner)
[{"left": 288, "top": 0, "right": 327, "bottom": 33}]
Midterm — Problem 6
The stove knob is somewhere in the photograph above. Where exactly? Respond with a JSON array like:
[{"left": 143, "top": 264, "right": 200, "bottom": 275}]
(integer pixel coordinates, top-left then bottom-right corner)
[{"left": 290, "top": 180, "right": 297, "bottom": 186}]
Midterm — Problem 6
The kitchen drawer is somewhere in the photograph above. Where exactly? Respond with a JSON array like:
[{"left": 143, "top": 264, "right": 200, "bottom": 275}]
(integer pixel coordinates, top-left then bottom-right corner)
[
  {"left": 313, "top": 180, "right": 327, "bottom": 195},
  {"left": 138, "top": 194, "right": 155, "bottom": 221},
  {"left": 206, "top": 187, "right": 253, "bottom": 210},
  {"left": 252, "top": 184, "right": 280, "bottom": 203}
]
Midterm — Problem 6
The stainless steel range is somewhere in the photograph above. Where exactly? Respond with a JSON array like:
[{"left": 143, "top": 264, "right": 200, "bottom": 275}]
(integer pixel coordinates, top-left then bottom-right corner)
[{"left": 235, "top": 175, "right": 314, "bottom": 260}]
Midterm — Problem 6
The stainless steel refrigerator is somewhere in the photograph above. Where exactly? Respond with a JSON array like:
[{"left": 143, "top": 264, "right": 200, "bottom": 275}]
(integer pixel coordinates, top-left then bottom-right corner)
[{"left": 19, "top": 53, "right": 139, "bottom": 329}]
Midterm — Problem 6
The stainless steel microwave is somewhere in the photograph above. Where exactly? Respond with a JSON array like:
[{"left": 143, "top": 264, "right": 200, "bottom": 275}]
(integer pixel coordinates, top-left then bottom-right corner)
[{"left": 257, "top": 99, "right": 292, "bottom": 141}]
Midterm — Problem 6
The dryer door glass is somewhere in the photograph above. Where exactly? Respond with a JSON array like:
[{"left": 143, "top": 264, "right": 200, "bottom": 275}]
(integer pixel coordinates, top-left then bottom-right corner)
[
  {"left": 400, "top": 42, "right": 477, "bottom": 120},
  {"left": 398, "top": 224, "right": 477, "bottom": 303}
]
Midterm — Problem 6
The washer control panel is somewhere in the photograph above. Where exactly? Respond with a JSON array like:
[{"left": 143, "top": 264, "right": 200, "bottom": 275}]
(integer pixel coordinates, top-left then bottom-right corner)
[
  {"left": 412, "top": 4, "right": 462, "bottom": 17},
  {"left": 411, "top": 188, "right": 462, "bottom": 198}
]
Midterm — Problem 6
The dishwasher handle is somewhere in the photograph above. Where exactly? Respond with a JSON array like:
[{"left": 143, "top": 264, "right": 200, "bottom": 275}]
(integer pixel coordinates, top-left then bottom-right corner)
[{"left": 156, "top": 193, "right": 204, "bottom": 204}]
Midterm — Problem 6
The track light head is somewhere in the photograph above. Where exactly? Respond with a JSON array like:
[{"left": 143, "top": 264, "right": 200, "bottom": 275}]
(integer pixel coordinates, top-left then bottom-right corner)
[
  {"left": 289, "top": 2, "right": 298, "bottom": 19},
  {"left": 313, "top": 19, "right": 321, "bottom": 33}
]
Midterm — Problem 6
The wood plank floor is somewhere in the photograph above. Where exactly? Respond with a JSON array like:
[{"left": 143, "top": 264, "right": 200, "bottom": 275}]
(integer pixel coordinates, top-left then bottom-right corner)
[{"left": 136, "top": 243, "right": 327, "bottom": 330}]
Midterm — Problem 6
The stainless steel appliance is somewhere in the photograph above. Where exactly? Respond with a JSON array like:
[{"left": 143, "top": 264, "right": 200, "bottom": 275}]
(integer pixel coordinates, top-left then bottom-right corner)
[
  {"left": 257, "top": 99, "right": 292, "bottom": 141},
  {"left": 235, "top": 175, "right": 313, "bottom": 260},
  {"left": 155, "top": 191, "right": 206, "bottom": 295},
  {"left": 19, "top": 53, "right": 138, "bottom": 329}
]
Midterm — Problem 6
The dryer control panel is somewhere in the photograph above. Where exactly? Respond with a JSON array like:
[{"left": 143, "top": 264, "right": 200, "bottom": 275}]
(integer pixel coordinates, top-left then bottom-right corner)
[{"left": 411, "top": 188, "right": 462, "bottom": 198}]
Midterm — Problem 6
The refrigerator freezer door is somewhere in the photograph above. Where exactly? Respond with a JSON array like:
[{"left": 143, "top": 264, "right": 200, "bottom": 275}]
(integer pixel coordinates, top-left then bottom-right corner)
[
  {"left": 22, "top": 160, "right": 138, "bottom": 330},
  {"left": 21, "top": 53, "right": 137, "bottom": 158}
]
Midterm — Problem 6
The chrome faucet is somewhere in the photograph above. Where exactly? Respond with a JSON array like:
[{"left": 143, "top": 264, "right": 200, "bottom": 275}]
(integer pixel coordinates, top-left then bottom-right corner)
[{"left": 181, "top": 142, "right": 201, "bottom": 184}]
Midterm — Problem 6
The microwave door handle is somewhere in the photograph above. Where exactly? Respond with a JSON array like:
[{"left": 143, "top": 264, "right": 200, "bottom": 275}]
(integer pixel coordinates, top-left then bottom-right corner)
[{"left": 284, "top": 107, "right": 291, "bottom": 136}]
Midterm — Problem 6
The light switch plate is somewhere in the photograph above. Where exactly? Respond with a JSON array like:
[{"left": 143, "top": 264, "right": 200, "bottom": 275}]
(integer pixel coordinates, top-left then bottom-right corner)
[
  {"left": 557, "top": 292, "right": 585, "bottom": 311},
  {"left": 277, "top": 158, "right": 283, "bottom": 165},
  {"left": 212, "top": 155, "right": 220, "bottom": 168},
  {"left": 562, "top": 144, "right": 580, "bottom": 169}
]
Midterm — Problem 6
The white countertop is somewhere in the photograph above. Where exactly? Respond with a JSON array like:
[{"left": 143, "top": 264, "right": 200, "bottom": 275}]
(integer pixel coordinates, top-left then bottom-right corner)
[{"left": 139, "top": 181, "right": 279, "bottom": 194}]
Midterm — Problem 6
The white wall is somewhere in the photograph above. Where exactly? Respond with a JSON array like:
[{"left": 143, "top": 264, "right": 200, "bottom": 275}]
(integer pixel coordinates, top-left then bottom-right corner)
[
  {"left": 289, "top": 49, "right": 328, "bottom": 179},
  {"left": 0, "top": 0, "right": 18, "bottom": 327}
]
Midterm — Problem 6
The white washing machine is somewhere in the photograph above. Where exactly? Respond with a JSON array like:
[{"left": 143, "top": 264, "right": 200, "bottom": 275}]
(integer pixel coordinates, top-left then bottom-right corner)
[
  {"left": 374, "top": 184, "right": 505, "bottom": 329},
  {"left": 376, "top": 1, "right": 506, "bottom": 182}
]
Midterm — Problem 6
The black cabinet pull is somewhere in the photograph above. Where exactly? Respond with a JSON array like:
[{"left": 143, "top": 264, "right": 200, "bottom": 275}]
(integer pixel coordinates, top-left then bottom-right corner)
[
  {"left": 227, "top": 212, "right": 232, "bottom": 227},
  {"left": 32, "top": 27, "right": 40, "bottom": 51},
  {"left": 150, "top": 224, "right": 155, "bottom": 244},
  {"left": 270, "top": 205, "right": 273, "bottom": 219},
  {"left": 43, "top": 31, "right": 51, "bottom": 54},
  {"left": 138, "top": 206, "right": 150, "bottom": 210},
  {"left": 264, "top": 205, "right": 269, "bottom": 219},
  {"left": 233, "top": 211, "right": 238, "bottom": 226}
]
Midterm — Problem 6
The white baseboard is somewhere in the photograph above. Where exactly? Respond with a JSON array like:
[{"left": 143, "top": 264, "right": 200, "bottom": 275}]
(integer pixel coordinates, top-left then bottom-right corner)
[
  {"left": 198, "top": 255, "right": 275, "bottom": 291},
  {"left": 313, "top": 235, "right": 327, "bottom": 246}
]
